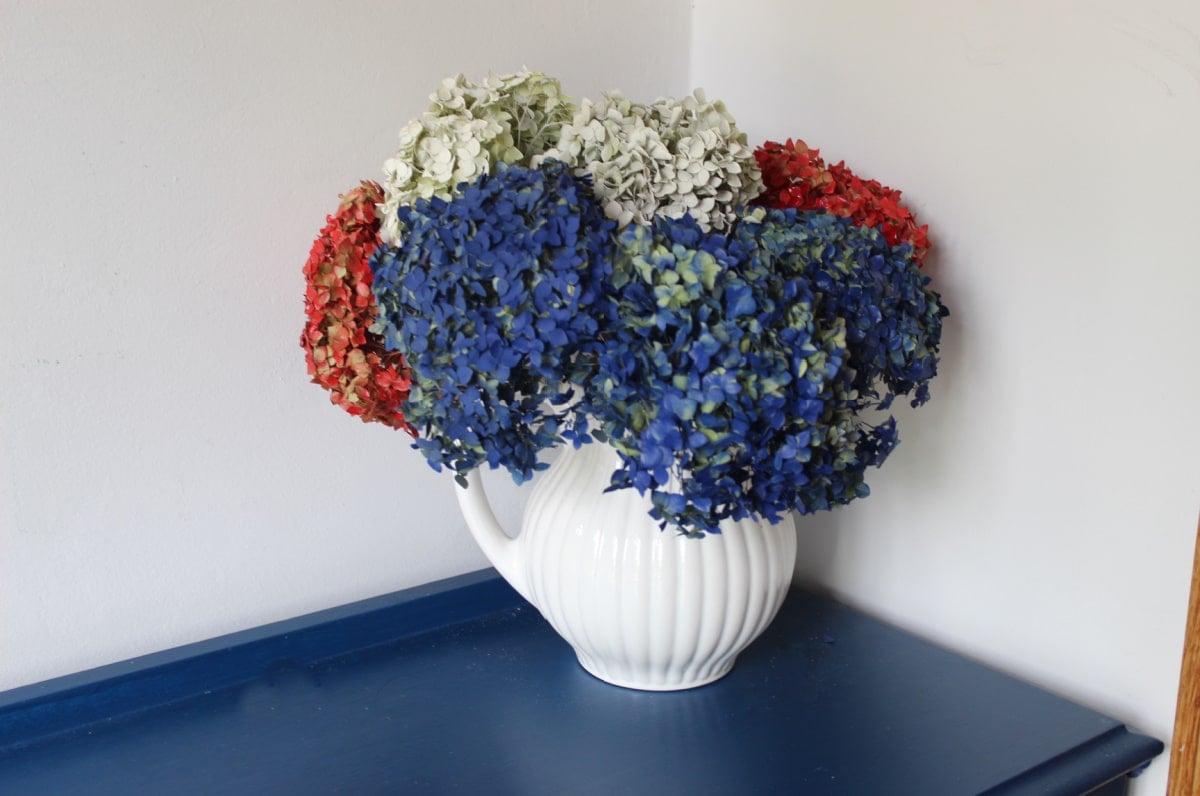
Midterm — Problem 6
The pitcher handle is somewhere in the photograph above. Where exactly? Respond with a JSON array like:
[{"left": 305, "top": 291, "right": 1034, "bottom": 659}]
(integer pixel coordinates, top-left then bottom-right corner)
[{"left": 455, "top": 471, "right": 530, "bottom": 602}]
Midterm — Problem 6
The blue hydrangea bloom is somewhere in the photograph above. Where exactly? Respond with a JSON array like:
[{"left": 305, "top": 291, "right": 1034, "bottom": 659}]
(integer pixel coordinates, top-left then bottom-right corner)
[
  {"left": 586, "top": 209, "right": 946, "bottom": 536},
  {"left": 372, "top": 168, "right": 947, "bottom": 535},
  {"left": 370, "top": 160, "right": 616, "bottom": 483},
  {"left": 777, "top": 211, "right": 948, "bottom": 410}
]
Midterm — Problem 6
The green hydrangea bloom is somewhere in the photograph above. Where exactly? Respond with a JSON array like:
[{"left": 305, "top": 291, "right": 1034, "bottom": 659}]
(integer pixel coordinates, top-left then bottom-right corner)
[{"left": 379, "top": 70, "right": 576, "bottom": 244}]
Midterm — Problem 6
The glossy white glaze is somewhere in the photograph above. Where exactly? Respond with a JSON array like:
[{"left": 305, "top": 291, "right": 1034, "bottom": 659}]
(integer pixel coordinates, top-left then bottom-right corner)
[{"left": 456, "top": 442, "right": 797, "bottom": 690}]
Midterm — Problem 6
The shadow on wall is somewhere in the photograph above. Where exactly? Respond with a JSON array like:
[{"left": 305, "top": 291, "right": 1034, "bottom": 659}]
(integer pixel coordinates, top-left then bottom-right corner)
[{"left": 793, "top": 509, "right": 846, "bottom": 592}]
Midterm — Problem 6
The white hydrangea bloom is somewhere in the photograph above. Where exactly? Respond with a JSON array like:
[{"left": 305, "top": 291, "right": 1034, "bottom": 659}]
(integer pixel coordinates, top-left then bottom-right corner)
[
  {"left": 539, "top": 89, "right": 763, "bottom": 232},
  {"left": 380, "top": 70, "right": 576, "bottom": 245}
]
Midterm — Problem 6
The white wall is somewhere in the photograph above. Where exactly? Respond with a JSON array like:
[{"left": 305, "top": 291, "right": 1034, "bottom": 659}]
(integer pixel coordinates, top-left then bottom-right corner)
[
  {"left": 692, "top": 1, "right": 1200, "bottom": 793},
  {"left": 0, "top": 0, "right": 690, "bottom": 690}
]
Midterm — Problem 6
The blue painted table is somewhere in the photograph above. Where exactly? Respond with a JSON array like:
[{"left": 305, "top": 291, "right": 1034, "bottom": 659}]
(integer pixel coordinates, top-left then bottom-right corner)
[{"left": 0, "top": 570, "right": 1162, "bottom": 794}]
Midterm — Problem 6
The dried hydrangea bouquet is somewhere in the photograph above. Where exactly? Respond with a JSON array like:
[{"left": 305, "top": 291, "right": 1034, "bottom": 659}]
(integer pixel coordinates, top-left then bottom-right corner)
[{"left": 301, "top": 70, "right": 948, "bottom": 690}]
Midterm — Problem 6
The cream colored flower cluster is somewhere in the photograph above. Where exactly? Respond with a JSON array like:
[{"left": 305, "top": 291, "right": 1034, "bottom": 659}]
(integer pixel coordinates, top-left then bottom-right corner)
[
  {"left": 538, "top": 89, "right": 763, "bottom": 231},
  {"left": 381, "top": 73, "right": 763, "bottom": 243},
  {"left": 379, "top": 71, "right": 575, "bottom": 244}
]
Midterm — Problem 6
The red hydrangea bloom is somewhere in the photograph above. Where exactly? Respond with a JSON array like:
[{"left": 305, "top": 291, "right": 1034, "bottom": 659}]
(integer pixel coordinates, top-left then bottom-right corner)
[
  {"left": 754, "top": 139, "right": 930, "bottom": 265},
  {"left": 301, "top": 181, "right": 415, "bottom": 433}
]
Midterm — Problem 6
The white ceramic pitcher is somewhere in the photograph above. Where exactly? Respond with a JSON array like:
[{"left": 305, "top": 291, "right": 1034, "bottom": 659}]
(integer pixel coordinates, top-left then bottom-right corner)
[{"left": 456, "top": 440, "right": 797, "bottom": 691}]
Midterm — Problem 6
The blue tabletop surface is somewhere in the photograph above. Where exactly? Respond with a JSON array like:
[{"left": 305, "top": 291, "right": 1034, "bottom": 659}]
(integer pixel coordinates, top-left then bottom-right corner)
[{"left": 0, "top": 570, "right": 1162, "bottom": 795}]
